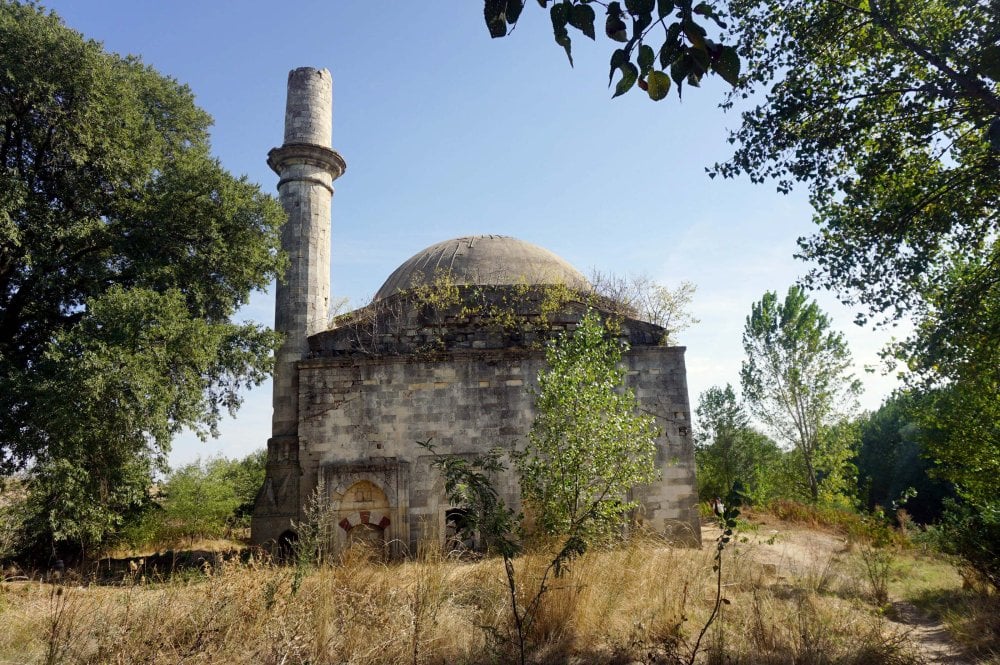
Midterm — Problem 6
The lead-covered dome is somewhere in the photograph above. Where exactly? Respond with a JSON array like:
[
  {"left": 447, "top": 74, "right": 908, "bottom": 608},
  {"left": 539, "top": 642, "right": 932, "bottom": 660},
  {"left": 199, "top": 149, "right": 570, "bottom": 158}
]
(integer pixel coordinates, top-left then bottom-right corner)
[{"left": 374, "top": 235, "right": 590, "bottom": 300}]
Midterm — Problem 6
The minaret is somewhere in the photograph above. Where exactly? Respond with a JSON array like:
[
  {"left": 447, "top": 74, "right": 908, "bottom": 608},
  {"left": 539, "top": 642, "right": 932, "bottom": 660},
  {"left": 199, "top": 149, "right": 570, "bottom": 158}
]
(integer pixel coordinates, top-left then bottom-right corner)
[
  {"left": 268, "top": 67, "right": 345, "bottom": 437},
  {"left": 253, "top": 67, "right": 345, "bottom": 547}
]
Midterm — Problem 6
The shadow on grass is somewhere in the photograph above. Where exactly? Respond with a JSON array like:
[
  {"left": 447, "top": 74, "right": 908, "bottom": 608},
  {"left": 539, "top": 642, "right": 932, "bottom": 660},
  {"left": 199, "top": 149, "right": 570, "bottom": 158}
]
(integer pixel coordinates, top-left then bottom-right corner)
[{"left": 908, "top": 586, "right": 1000, "bottom": 660}]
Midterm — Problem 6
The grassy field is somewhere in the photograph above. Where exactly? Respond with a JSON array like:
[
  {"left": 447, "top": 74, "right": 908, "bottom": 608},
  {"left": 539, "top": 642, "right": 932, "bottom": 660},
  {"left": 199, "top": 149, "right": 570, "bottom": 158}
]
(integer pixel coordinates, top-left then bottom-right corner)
[{"left": 0, "top": 517, "right": 995, "bottom": 665}]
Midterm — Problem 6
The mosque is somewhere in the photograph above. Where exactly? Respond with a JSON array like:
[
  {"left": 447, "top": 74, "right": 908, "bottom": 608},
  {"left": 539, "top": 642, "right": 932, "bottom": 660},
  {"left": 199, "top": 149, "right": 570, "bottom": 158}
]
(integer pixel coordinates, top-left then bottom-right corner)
[{"left": 250, "top": 68, "right": 699, "bottom": 556}]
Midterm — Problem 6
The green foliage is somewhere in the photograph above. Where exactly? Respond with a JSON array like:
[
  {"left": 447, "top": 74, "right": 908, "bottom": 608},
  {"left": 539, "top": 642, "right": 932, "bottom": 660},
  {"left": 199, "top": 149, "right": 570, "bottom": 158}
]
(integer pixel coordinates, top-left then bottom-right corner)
[
  {"left": 127, "top": 451, "right": 265, "bottom": 547},
  {"left": 0, "top": 3, "right": 284, "bottom": 556},
  {"left": 716, "top": 0, "right": 1000, "bottom": 510},
  {"left": 158, "top": 459, "right": 242, "bottom": 543},
  {"left": 291, "top": 482, "right": 339, "bottom": 569},
  {"left": 422, "top": 310, "right": 663, "bottom": 664},
  {"left": 217, "top": 448, "right": 267, "bottom": 523},
  {"left": 720, "top": 0, "right": 999, "bottom": 316},
  {"left": 421, "top": 443, "right": 521, "bottom": 560},
  {"left": 741, "top": 287, "right": 861, "bottom": 503},
  {"left": 686, "top": 483, "right": 743, "bottom": 665},
  {"left": 915, "top": 374, "right": 1000, "bottom": 506},
  {"left": 420, "top": 442, "right": 528, "bottom": 664},
  {"left": 854, "top": 392, "right": 953, "bottom": 523},
  {"left": 516, "top": 309, "right": 660, "bottom": 544},
  {"left": 693, "top": 384, "right": 783, "bottom": 504},
  {"left": 814, "top": 418, "right": 859, "bottom": 507},
  {"left": 482, "top": 0, "right": 740, "bottom": 100},
  {"left": 934, "top": 499, "right": 1000, "bottom": 592},
  {"left": 0, "top": 478, "right": 27, "bottom": 563}
]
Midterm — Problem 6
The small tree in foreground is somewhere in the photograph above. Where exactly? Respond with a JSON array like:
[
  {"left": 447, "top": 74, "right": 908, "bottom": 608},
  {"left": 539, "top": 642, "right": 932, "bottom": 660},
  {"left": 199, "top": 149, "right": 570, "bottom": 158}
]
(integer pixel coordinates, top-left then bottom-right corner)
[
  {"left": 423, "top": 308, "right": 661, "bottom": 663},
  {"left": 516, "top": 309, "right": 660, "bottom": 548}
]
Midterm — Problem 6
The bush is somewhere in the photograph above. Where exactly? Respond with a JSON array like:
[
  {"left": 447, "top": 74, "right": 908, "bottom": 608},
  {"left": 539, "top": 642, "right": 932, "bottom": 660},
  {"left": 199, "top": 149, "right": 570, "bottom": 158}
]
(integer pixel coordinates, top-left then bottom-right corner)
[
  {"left": 124, "top": 451, "right": 265, "bottom": 549},
  {"left": 0, "top": 479, "right": 27, "bottom": 564},
  {"left": 935, "top": 500, "right": 1000, "bottom": 591}
]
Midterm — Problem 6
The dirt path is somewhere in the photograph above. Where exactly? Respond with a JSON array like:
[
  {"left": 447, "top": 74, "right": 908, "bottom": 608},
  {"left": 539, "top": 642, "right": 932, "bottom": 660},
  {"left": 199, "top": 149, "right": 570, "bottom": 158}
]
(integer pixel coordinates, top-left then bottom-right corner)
[{"left": 700, "top": 523, "right": 971, "bottom": 665}]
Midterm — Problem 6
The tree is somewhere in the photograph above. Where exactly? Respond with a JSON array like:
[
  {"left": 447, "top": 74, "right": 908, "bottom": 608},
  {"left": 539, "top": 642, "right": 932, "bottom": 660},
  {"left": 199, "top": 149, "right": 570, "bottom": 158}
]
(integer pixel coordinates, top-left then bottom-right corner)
[
  {"left": 482, "top": 0, "right": 741, "bottom": 100},
  {"left": 588, "top": 270, "right": 699, "bottom": 344},
  {"left": 0, "top": 3, "right": 284, "bottom": 556},
  {"left": 482, "top": 0, "right": 999, "bottom": 511},
  {"left": 216, "top": 448, "right": 267, "bottom": 526},
  {"left": 852, "top": 393, "right": 953, "bottom": 523},
  {"left": 713, "top": 0, "right": 999, "bottom": 506},
  {"left": 741, "top": 287, "right": 861, "bottom": 502},
  {"left": 694, "top": 383, "right": 783, "bottom": 503},
  {"left": 154, "top": 452, "right": 265, "bottom": 543},
  {"left": 516, "top": 308, "right": 660, "bottom": 543},
  {"left": 425, "top": 309, "right": 660, "bottom": 664}
]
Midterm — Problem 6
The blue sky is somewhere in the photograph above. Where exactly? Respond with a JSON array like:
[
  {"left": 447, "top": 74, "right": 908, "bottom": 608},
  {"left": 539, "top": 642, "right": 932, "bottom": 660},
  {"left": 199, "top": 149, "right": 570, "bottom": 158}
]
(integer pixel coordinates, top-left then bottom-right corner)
[{"left": 44, "top": 1, "right": 905, "bottom": 465}]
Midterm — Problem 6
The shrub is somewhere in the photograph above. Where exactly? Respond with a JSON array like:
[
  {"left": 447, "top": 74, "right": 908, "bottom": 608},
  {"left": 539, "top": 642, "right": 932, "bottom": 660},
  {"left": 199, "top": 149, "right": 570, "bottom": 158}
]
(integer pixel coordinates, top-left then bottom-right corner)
[{"left": 935, "top": 500, "right": 1000, "bottom": 591}]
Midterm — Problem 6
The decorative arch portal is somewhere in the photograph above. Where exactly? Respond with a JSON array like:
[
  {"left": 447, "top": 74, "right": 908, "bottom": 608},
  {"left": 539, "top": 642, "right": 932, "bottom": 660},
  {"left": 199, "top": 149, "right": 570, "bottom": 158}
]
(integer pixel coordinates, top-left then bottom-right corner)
[
  {"left": 320, "top": 459, "right": 410, "bottom": 558},
  {"left": 336, "top": 480, "right": 390, "bottom": 554}
]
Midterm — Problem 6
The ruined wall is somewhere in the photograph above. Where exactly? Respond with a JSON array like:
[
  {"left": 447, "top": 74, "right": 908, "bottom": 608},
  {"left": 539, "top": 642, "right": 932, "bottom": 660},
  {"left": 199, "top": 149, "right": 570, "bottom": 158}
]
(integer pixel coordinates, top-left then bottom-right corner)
[{"left": 294, "top": 345, "right": 699, "bottom": 555}]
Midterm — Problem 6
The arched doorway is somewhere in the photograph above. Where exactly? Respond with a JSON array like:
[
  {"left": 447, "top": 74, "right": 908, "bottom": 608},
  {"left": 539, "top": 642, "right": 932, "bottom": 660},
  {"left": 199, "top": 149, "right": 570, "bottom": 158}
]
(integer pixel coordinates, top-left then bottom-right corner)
[
  {"left": 445, "top": 508, "right": 475, "bottom": 553},
  {"left": 348, "top": 523, "right": 384, "bottom": 549},
  {"left": 337, "top": 480, "right": 390, "bottom": 557},
  {"left": 276, "top": 529, "right": 298, "bottom": 564}
]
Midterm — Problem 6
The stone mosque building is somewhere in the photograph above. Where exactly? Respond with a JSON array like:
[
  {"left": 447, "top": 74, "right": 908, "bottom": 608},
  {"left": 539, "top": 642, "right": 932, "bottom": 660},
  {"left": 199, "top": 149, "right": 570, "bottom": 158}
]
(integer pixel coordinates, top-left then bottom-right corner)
[{"left": 250, "top": 68, "right": 700, "bottom": 556}]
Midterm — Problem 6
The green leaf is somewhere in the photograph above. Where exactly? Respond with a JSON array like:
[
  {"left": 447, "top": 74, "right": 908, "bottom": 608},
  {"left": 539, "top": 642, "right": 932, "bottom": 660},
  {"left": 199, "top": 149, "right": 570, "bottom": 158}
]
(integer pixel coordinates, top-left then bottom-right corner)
[
  {"left": 693, "top": 0, "right": 727, "bottom": 27},
  {"left": 712, "top": 45, "right": 740, "bottom": 86},
  {"left": 613, "top": 62, "right": 639, "bottom": 98},
  {"left": 981, "top": 45, "right": 1000, "bottom": 80},
  {"left": 638, "top": 44, "right": 655, "bottom": 76},
  {"left": 670, "top": 53, "right": 690, "bottom": 86},
  {"left": 646, "top": 70, "right": 671, "bottom": 100},
  {"left": 690, "top": 43, "right": 710, "bottom": 74},
  {"left": 484, "top": 0, "right": 508, "bottom": 38},
  {"left": 537, "top": 0, "right": 548, "bottom": 6},
  {"left": 568, "top": 3, "right": 596, "bottom": 40},
  {"left": 634, "top": 12, "right": 652, "bottom": 34},
  {"left": 551, "top": 1, "right": 569, "bottom": 28},
  {"left": 671, "top": 54, "right": 689, "bottom": 98},
  {"left": 657, "top": 0, "right": 673, "bottom": 18},
  {"left": 609, "top": 48, "right": 629, "bottom": 86},
  {"left": 550, "top": 2, "right": 573, "bottom": 65},
  {"left": 683, "top": 17, "right": 706, "bottom": 51},
  {"left": 625, "top": 0, "right": 655, "bottom": 14},
  {"left": 605, "top": 3, "right": 628, "bottom": 41},
  {"left": 659, "top": 23, "right": 683, "bottom": 68},
  {"left": 505, "top": 0, "right": 525, "bottom": 24}
]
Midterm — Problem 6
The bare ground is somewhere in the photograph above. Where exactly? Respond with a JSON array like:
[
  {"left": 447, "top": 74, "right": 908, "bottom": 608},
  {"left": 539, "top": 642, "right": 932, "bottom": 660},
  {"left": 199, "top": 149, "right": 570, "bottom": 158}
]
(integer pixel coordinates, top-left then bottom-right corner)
[{"left": 701, "top": 521, "right": 972, "bottom": 665}]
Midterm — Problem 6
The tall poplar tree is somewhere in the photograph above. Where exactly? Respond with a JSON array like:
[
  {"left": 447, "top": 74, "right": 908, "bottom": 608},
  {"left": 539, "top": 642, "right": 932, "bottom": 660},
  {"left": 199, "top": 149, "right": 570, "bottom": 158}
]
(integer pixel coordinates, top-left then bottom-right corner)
[{"left": 741, "top": 287, "right": 861, "bottom": 502}]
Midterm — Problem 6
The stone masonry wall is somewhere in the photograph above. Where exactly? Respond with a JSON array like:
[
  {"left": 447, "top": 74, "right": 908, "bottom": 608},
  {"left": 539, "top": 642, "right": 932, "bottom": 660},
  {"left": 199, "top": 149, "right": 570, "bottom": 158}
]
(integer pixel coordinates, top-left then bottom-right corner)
[{"left": 295, "top": 346, "right": 699, "bottom": 555}]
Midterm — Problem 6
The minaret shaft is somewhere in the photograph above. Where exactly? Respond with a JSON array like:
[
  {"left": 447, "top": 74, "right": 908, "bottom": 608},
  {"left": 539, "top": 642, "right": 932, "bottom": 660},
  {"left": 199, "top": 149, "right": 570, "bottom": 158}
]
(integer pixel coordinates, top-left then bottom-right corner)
[
  {"left": 268, "top": 67, "right": 345, "bottom": 438},
  {"left": 252, "top": 67, "right": 344, "bottom": 547}
]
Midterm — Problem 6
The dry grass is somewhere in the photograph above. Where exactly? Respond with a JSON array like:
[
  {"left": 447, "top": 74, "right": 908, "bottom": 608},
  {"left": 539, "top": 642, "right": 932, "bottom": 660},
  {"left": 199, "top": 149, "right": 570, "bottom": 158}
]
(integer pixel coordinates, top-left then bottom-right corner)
[{"left": 0, "top": 538, "right": 927, "bottom": 665}]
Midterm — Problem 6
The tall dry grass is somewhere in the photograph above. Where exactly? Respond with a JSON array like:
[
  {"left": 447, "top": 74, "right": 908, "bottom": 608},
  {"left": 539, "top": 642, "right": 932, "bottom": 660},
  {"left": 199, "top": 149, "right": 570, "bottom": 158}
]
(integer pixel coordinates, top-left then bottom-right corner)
[{"left": 0, "top": 539, "right": 924, "bottom": 665}]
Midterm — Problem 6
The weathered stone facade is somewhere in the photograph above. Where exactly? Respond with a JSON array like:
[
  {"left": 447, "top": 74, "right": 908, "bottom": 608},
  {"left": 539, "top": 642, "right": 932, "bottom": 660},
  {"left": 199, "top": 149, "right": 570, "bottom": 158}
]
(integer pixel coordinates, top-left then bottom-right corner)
[{"left": 250, "top": 68, "right": 700, "bottom": 555}]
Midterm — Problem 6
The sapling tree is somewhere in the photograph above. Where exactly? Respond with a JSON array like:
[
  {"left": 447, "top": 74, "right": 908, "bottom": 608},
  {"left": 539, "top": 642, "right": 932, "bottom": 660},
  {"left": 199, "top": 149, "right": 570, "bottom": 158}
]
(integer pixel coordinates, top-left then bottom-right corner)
[
  {"left": 421, "top": 308, "right": 661, "bottom": 663},
  {"left": 516, "top": 308, "right": 660, "bottom": 548}
]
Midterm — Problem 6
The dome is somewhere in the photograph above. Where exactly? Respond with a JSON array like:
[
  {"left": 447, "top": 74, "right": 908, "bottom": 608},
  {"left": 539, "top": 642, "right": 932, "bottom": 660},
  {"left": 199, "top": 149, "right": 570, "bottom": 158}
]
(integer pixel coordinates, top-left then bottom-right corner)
[{"left": 374, "top": 235, "right": 590, "bottom": 299}]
